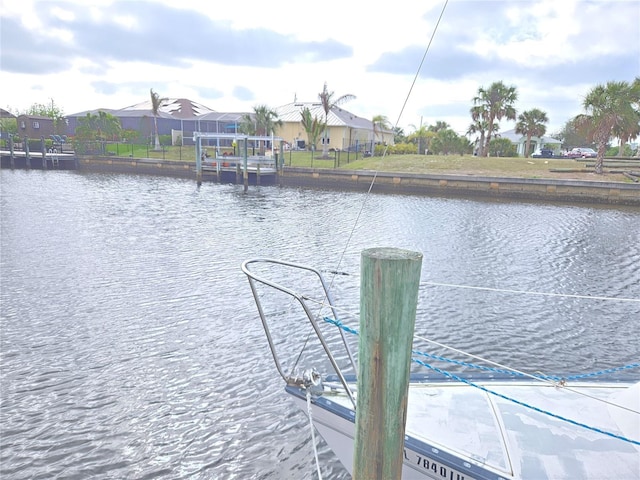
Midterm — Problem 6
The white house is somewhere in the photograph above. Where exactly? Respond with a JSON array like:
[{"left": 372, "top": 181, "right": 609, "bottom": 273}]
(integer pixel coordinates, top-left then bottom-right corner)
[{"left": 499, "top": 129, "right": 562, "bottom": 156}]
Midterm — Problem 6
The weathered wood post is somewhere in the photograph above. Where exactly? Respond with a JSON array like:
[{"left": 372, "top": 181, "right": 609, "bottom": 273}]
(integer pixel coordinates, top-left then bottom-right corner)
[
  {"left": 41, "top": 136, "right": 47, "bottom": 168},
  {"left": 256, "top": 163, "right": 261, "bottom": 186},
  {"left": 353, "top": 247, "right": 422, "bottom": 480},
  {"left": 9, "top": 135, "right": 15, "bottom": 168},
  {"left": 243, "top": 138, "right": 249, "bottom": 192},
  {"left": 24, "top": 136, "right": 31, "bottom": 169},
  {"left": 195, "top": 135, "right": 202, "bottom": 186}
]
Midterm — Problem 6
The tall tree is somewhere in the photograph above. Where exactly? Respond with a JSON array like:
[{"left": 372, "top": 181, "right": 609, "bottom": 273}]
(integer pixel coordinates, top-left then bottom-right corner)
[
  {"left": 301, "top": 107, "right": 324, "bottom": 151},
  {"left": 552, "top": 118, "right": 593, "bottom": 151},
  {"left": 430, "top": 129, "right": 466, "bottom": 155},
  {"left": 472, "top": 81, "right": 518, "bottom": 156},
  {"left": 239, "top": 105, "right": 282, "bottom": 152},
  {"left": 239, "top": 113, "right": 257, "bottom": 136},
  {"left": 612, "top": 77, "right": 640, "bottom": 157},
  {"left": 25, "top": 99, "right": 66, "bottom": 134},
  {"left": 408, "top": 123, "right": 434, "bottom": 155},
  {"left": 75, "top": 111, "right": 122, "bottom": 141},
  {"left": 467, "top": 105, "right": 497, "bottom": 156},
  {"left": 372, "top": 114, "right": 391, "bottom": 145},
  {"left": 318, "top": 82, "right": 355, "bottom": 158},
  {"left": 252, "top": 104, "right": 282, "bottom": 137},
  {"left": 574, "top": 80, "right": 639, "bottom": 173},
  {"left": 254, "top": 104, "right": 282, "bottom": 152},
  {"left": 515, "top": 108, "right": 549, "bottom": 157},
  {"left": 150, "top": 88, "right": 167, "bottom": 150},
  {"left": 428, "top": 120, "right": 450, "bottom": 133}
]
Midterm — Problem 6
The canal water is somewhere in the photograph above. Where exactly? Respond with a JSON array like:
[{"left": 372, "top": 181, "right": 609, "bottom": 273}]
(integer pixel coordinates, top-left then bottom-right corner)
[{"left": 1, "top": 170, "right": 638, "bottom": 479}]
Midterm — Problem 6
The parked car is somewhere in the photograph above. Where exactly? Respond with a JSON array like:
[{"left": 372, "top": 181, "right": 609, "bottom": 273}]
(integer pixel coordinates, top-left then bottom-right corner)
[
  {"left": 532, "top": 148, "right": 554, "bottom": 158},
  {"left": 565, "top": 147, "right": 597, "bottom": 159}
]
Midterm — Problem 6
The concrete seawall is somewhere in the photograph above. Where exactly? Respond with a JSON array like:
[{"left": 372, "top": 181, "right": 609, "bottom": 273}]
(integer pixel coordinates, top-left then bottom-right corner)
[
  {"left": 278, "top": 167, "right": 640, "bottom": 206},
  {"left": 78, "top": 156, "right": 195, "bottom": 178},
  {"left": 76, "top": 157, "right": 640, "bottom": 206}
]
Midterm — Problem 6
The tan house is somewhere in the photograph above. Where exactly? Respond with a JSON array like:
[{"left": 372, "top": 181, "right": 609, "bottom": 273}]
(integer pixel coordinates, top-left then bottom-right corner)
[{"left": 275, "top": 102, "right": 394, "bottom": 151}]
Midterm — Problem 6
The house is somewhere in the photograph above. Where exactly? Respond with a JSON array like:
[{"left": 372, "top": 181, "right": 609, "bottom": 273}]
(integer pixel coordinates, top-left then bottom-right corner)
[
  {"left": 65, "top": 97, "right": 389, "bottom": 151},
  {"left": 274, "top": 102, "right": 394, "bottom": 151},
  {"left": 66, "top": 98, "right": 219, "bottom": 145},
  {"left": 16, "top": 114, "right": 55, "bottom": 139},
  {"left": 499, "top": 129, "right": 562, "bottom": 156}
]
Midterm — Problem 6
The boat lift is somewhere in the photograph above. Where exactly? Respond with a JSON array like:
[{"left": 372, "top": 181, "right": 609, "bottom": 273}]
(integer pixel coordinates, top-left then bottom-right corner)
[{"left": 193, "top": 132, "right": 285, "bottom": 190}]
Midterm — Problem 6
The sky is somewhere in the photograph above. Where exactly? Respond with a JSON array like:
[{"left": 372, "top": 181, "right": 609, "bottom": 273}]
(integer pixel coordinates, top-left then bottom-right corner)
[{"left": 1, "top": 0, "right": 639, "bottom": 137}]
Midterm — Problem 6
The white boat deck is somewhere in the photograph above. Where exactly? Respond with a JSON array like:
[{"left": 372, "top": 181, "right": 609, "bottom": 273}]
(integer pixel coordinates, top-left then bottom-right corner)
[{"left": 314, "top": 380, "right": 639, "bottom": 479}]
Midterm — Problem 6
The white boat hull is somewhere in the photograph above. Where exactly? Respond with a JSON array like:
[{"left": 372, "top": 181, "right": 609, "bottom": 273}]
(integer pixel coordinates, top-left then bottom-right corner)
[{"left": 286, "top": 378, "right": 640, "bottom": 480}]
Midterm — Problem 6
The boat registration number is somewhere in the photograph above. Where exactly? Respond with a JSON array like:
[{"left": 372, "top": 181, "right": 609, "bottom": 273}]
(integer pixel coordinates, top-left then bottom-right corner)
[{"left": 404, "top": 448, "right": 476, "bottom": 480}]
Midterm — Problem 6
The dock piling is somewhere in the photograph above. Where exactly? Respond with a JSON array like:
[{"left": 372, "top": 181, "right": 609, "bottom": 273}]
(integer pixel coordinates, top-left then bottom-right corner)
[{"left": 353, "top": 247, "right": 423, "bottom": 480}]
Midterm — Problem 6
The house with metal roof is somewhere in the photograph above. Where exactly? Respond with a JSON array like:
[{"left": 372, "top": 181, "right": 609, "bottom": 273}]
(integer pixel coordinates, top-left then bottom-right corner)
[
  {"left": 274, "top": 102, "right": 393, "bottom": 151},
  {"left": 65, "top": 99, "right": 231, "bottom": 145},
  {"left": 499, "top": 128, "right": 562, "bottom": 156},
  {"left": 64, "top": 97, "right": 389, "bottom": 150}
]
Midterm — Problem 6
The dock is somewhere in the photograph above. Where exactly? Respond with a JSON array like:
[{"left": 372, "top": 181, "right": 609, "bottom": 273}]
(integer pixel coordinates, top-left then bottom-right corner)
[
  {"left": 201, "top": 155, "right": 278, "bottom": 185},
  {"left": 193, "top": 132, "right": 284, "bottom": 190},
  {"left": 1, "top": 149, "right": 78, "bottom": 170}
]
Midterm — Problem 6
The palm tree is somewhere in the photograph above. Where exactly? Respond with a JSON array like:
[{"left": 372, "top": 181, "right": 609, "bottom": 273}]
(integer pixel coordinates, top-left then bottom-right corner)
[
  {"left": 150, "top": 88, "right": 167, "bottom": 150},
  {"left": 239, "top": 112, "right": 257, "bottom": 136},
  {"left": 613, "top": 77, "right": 640, "bottom": 157},
  {"left": 408, "top": 123, "right": 433, "bottom": 155},
  {"left": 574, "top": 80, "right": 639, "bottom": 173},
  {"left": 76, "top": 111, "right": 121, "bottom": 141},
  {"left": 472, "top": 81, "right": 518, "bottom": 156},
  {"left": 372, "top": 114, "right": 391, "bottom": 145},
  {"left": 239, "top": 105, "right": 282, "bottom": 153},
  {"left": 318, "top": 82, "right": 355, "bottom": 158},
  {"left": 467, "top": 106, "right": 497, "bottom": 156},
  {"left": 515, "top": 108, "right": 549, "bottom": 157},
  {"left": 253, "top": 105, "right": 282, "bottom": 153},
  {"left": 301, "top": 107, "right": 324, "bottom": 151},
  {"left": 428, "top": 120, "right": 450, "bottom": 133}
]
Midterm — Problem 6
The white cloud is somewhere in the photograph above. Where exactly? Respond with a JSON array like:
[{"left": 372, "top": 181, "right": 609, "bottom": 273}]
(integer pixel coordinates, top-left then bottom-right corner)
[{"left": 1, "top": 0, "right": 637, "bottom": 136}]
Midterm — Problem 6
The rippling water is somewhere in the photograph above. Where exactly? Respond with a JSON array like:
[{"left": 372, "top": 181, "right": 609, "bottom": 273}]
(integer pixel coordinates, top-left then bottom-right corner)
[{"left": 1, "top": 170, "right": 639, "bottom": 479}]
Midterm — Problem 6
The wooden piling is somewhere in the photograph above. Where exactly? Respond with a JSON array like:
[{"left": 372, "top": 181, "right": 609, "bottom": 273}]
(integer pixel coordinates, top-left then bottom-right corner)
[
  {"left": 24, "top": 137, "right": 31, "bottom": 169},
  {"left": 9, "top": 136, "right": 15, "bottom": 168},
  {"left": 243, "top": 139, "right": 249, "bottom": 192},
  {"left": 195, "top": 139, "right": 202, "bottom": 186},
  {"left": 353, "top": 247, "right": 423, "bottom": 480},
  {"left": 41, "top": 137, "right": 47, "bottom": 168}
]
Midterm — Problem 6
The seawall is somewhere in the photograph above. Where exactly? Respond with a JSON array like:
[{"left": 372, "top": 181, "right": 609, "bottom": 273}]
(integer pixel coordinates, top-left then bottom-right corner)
[
  {"left": 70, "top": 157, "right": 640, "bottom": 206},
  {"left": 278, "top": 167, "right": 640, "bottom": 206}
]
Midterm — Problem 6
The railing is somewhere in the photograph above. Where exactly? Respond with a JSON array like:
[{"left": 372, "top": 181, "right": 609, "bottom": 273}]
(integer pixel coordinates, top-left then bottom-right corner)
[{"left": 241, "top": 258, "right": 357, "bottom": 407}]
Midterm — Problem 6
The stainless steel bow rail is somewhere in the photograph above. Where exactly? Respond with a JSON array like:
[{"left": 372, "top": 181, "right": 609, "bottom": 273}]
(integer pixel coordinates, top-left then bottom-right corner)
[{"left": 241, "top": 258, "right": 357, "bottom": 408}]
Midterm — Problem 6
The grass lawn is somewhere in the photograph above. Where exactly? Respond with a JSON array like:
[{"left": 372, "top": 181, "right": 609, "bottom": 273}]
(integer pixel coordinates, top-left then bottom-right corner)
[
  {"left": 282, "top": 151, "right": 635, "bottom": 183},
  {"left": 101, "top": 143, "right": 636, "bottom": 183}
]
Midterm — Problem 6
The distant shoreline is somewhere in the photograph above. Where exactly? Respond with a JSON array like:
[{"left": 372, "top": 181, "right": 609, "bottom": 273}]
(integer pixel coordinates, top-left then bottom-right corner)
[{"left": 3, "top": 154, "right": 639, "bottom": 206}]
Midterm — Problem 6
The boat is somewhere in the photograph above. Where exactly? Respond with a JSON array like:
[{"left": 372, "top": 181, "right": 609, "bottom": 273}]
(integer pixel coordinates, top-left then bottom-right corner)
[{"left": 242, "top": 257, "right": 640, "bottom": 480}]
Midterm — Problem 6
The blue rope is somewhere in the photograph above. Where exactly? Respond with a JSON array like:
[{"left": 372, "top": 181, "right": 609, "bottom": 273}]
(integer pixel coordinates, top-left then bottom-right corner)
[{"left": 322, "top": 316, "right": 640, "bottom": 446}]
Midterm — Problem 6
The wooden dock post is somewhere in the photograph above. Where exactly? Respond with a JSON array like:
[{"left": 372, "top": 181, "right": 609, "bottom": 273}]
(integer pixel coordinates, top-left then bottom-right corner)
[
  {"left": 9, "top": 135, "right": 15, "bottom": 168},
  {"left": 41, "top": 136, "right": 47, "bottom": 168},
  {"left": 24, "top": 136, "right": 31, "bottom": 169},
  {"left": 243, "top": 139, "right": 249, "bottom": 192},
  {"left": 195, "top": 136, "right": 202, "bottom": 186},
  {"left": 354, "top": 247, "right": 423, "bottom": 480}
]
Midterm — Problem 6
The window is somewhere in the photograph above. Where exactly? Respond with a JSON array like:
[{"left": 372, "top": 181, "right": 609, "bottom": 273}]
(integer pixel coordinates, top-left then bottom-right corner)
[
  {"left": 20, "top": 121, "right": 26, "bottom": 129},
  {"left": 33, "top": 121, "right": 40, "bottom": 129}
]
